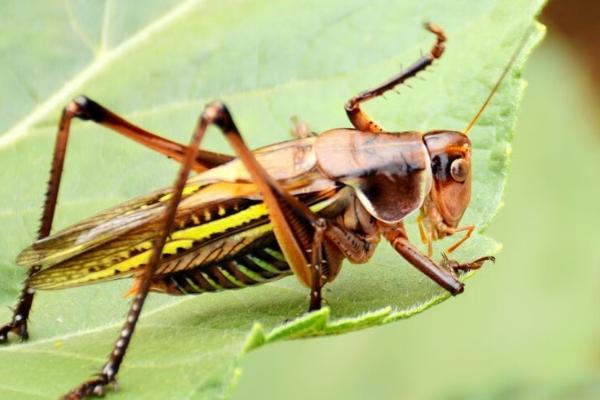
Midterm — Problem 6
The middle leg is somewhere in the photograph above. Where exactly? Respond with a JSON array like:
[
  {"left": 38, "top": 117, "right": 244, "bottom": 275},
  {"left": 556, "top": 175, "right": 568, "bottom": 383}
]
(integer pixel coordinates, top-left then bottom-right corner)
[{"left": 195, "top": 102, "right": 337, "bottom": 311}]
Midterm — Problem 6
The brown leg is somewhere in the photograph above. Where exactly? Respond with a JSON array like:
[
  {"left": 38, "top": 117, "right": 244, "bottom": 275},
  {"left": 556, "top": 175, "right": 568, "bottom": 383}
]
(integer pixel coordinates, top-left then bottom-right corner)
[
  {"left": 440, "top": 253, "right": 496, "bottom": 277},
  {"left": 62, "top": 102, "right": 222, "bottom": 399},
  {"left": 307, "top": 206, "right": 381, "bottom": 311},
  {"left": 309, "top": 219, "right": 326, "bottom": 312},
  {"left": 384, "top": 224, "right": 464, "bottom": 295},
  {"left": 324, "top": 224, "right": 377, "bottom": 264},
  {"left": 0, "top": 102, "right": 71, "bottom": 343},
  {"left": 61, "top": 96, "right": 233, "bottom": 171},
  {"left": 0, "top": 97, "right": 233, "bottom": 344},
  {"left": 345, "top": 23, "right": 446, "bottom": 132},
  {"left": 417, "top": 213, "right": 434, "bottom": 257},
  {"left": 444, "top": 224, "right": 475, "bottom": 253},
  {"left": 197, "top": 102, "right": 329, "bottom": 287}
]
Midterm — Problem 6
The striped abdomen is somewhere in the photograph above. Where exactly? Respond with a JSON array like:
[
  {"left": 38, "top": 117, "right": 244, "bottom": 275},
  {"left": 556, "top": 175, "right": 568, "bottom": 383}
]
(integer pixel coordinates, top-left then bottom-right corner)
[{"left": 152, "top": 240, "right": 292, "bottom": 294}]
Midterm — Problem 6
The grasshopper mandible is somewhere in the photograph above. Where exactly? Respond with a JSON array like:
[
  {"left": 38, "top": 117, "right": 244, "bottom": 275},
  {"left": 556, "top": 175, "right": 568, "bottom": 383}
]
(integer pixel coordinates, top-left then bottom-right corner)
[{"left": 1, "top": 23, "right": 527, "bottom": 399}]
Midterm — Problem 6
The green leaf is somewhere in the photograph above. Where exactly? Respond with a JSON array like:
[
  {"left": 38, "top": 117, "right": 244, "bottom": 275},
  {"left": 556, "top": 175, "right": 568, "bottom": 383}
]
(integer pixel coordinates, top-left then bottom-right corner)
[{"left": 0, "top": 1, "right": 545, "bottom": 399}]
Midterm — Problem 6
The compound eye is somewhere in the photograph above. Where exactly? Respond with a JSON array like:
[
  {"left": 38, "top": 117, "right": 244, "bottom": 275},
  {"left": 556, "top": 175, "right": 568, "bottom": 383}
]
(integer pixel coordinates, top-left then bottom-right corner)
[{"left": 450, "top": 158, "right": 469, "bottom": 182}]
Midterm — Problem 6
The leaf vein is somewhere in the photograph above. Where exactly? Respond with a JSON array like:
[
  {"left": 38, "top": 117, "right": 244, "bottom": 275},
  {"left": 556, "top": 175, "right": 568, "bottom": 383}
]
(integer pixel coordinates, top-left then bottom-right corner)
[{"left": 0, "top": 0, "right": 207, "bottom": 150}]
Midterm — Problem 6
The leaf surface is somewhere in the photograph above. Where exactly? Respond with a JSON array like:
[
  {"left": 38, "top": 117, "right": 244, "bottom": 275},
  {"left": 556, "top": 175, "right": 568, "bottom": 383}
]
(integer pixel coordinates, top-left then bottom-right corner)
[{"left": 0, "top": 1, "right": 544, "bottom": 398}]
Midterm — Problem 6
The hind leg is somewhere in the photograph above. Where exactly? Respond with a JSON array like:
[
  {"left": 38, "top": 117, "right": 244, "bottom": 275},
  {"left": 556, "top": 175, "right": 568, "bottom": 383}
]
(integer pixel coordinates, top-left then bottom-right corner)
[{"left": 0, "top": 97, "right": 232, "bottom": 344}]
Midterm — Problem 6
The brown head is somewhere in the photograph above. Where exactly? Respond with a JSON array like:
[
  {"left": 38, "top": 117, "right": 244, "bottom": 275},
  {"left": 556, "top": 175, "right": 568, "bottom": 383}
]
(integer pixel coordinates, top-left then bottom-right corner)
[{"left": 422, "top": 131, "right": 471, "bottom": 235}]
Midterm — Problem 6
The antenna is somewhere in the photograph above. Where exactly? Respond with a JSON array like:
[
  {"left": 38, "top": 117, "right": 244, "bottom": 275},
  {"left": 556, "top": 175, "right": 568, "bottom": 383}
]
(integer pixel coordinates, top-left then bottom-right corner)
[{"left": 464, "top": 26, "right": 537, "bottom": 135}]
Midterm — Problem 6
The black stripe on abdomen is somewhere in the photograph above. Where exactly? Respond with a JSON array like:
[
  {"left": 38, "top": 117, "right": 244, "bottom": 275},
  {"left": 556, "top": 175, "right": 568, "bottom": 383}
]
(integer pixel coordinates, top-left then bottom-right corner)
[{"left": 155, "top": 243, "right": 292, "bottom": 295}]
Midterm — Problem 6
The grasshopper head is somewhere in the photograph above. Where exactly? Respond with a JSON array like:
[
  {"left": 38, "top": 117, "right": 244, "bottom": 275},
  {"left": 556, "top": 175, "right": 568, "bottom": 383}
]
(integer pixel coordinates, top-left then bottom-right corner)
[{"left": 422, "top": 131, "right": 471, "bottom": 232}]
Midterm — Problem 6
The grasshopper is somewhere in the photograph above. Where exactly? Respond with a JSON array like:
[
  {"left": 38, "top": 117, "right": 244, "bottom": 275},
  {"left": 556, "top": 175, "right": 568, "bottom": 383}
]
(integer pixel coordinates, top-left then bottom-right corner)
[{"left": 0, "top": 23, "right": 528, "bottom": 399}]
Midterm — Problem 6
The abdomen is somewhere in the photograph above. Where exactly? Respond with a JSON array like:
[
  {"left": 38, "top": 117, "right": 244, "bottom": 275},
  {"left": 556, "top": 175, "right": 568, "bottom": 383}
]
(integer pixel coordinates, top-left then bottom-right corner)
[{"left": 151, "top": 235, "right": 293, "bottom": 294}]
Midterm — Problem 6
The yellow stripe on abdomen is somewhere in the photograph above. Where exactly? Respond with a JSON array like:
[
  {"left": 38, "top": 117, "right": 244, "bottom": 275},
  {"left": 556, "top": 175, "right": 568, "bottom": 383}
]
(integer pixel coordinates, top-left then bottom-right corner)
[{"left": 49, "top": 204, "right": 272, "bottom": 286}]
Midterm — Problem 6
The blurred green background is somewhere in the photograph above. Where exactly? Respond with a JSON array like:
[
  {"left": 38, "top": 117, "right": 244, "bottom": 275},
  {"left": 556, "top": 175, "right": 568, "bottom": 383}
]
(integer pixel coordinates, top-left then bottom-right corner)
[{"left": 234, "top": 7, "right": 600, "bottom": 400}]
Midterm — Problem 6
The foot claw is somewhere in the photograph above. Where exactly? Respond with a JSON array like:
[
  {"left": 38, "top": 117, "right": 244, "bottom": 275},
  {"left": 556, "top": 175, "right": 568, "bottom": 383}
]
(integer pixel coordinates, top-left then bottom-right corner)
[
  {"left": 0, "top": 319, "right": 29, "bottom": 344},
  {"left": 440, "top": 253, "right": 495, "bottom": 277},
  {"left": 62, "top": 374, "right": 115, "bottom": 400}
]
